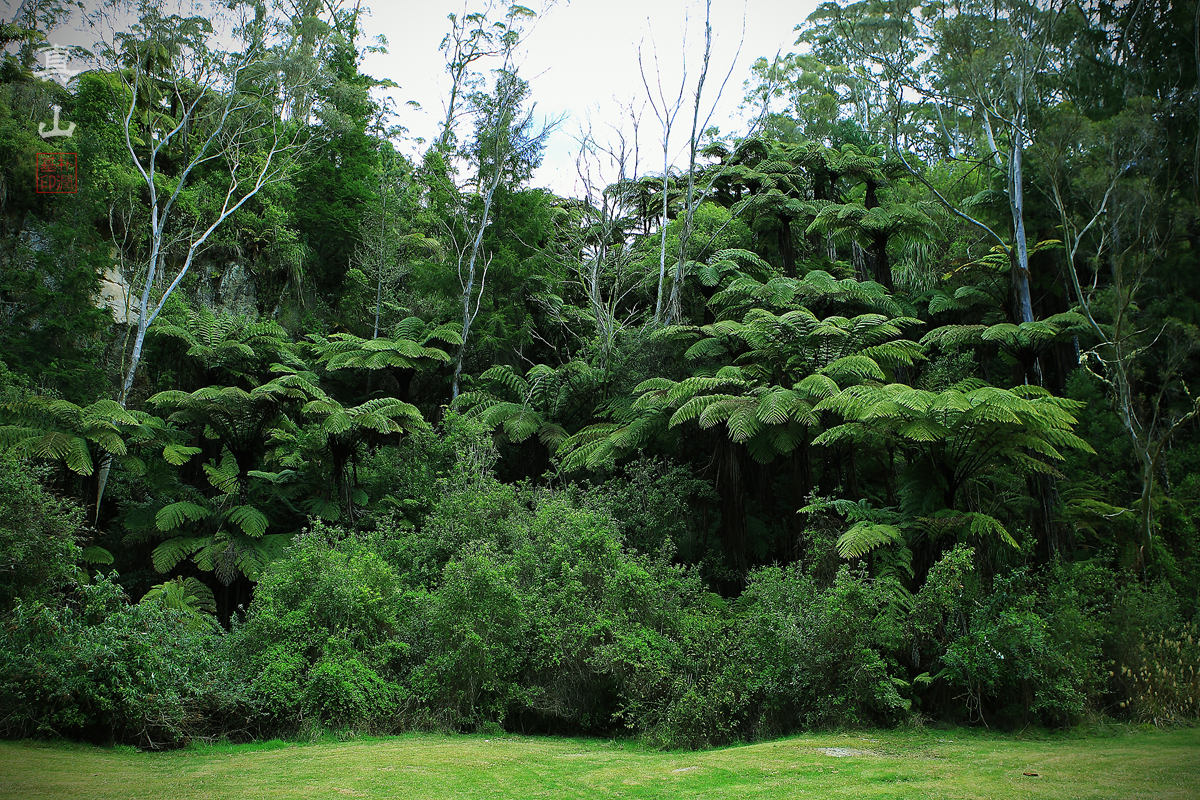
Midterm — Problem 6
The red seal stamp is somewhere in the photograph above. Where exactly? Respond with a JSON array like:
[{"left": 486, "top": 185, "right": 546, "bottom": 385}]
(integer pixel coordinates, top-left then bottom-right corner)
[{"left": 36, "top": 152, "right": 78, "bottom": 193}]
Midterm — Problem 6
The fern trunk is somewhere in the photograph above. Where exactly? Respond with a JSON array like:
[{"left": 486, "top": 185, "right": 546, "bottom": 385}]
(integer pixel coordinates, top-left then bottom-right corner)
[
  {"left": 779, "top": 218, "right": 797, "bottom": 277},
  {"left": 871, "top": 231, "right": 893, "bottom": 291},
  {"left": 714, "top": 436, "right": 748, "bottom": 576}
]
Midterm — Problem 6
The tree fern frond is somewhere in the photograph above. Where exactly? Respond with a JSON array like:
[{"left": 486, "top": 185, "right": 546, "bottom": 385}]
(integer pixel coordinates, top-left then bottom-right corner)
[
  {"left": 225, "top": 505, "right": 269, "bottom": 538},
  {"left": 81, "top": 545, "right": 114, "bottom": 565},
  {"left": 151, "top": 536, "right": 207, "bottom": 573},
  {"left": 503, "top": 409, "right": 543, "bottom": 443},
  {"left": 795, "top": 373, "right": 840, "bottom": 401},
  {"left": 65, "top": 436, "right": 93, "bottom": 475},
  {"left": 965, "top": 512, "right": 1018, "bottom": 549},
  {"left": 724, "top": 403, "right": 764, "bottom": 442},
  {"left": 812, "top": 422, "right": 869, "bottom": 446},
  {"left": 820, "top": 354, "right": 886, "bottom": 383},
  {"left": 301, "top": 496, "right": 341, "bottom": 521},
  {"left": 895, "top": 419, "right": 949, "bottom": 442},
  {"left": 683, "top": 337, "right": 729, "bottom": 361},
  {"left": 155, "top": 501, "right": 210, "bottom": 532},
  {"left": 837, "top": 522, "right": 903, "bottom": 558},
  {"left": 162, "top": 443, "right": 202, "bottom": 465},
  {"left": 479, "top": 364, "right": 530, "bottom": 398}
]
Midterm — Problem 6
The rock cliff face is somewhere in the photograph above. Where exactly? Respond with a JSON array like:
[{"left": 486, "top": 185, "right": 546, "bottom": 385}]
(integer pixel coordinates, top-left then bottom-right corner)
[
  {"left": 216, "top": 262, "right": 259, "bottom": 319},
  {"left": 96, "top": 264, "right": 138, "bottom": 325},
  {"left": 194, "top": 261, "right": 259, "bottom": 319},
  {"left": 95, "top": 259, "right": 261, "bottom": 324}
]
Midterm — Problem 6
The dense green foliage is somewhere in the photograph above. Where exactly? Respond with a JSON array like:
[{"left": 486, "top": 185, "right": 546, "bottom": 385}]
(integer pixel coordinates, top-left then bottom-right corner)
[{"left": 1, "top": 0, "right": 1198, "bottom": 749}]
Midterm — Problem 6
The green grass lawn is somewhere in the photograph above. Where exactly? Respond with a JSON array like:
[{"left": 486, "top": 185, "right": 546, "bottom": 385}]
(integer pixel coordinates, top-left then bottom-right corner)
[{"left": 2, "top": 726, "right": 1197, "bottom": 800}]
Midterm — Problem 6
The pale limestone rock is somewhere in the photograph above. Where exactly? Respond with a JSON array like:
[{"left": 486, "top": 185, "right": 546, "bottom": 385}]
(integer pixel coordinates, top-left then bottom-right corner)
[{"left": 96, "top": 264, "right": 138, "bottom": 325}]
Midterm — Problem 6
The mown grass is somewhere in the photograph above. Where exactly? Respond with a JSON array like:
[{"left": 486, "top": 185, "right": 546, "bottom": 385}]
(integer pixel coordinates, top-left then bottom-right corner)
[{"left": 2, "top": 725, "right": 1197, "bottom": 799}]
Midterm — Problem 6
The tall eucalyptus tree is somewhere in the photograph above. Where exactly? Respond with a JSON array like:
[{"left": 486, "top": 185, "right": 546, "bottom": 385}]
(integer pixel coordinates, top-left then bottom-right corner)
[
  {"left": 448, "top": 66, "right": 551, "bottom": 399},
  {"left": 799, "top": 0, "right": 1071, "bottom": 334},
  {"left": 105, "top": 0, "right": 333, "bottom": 406}
]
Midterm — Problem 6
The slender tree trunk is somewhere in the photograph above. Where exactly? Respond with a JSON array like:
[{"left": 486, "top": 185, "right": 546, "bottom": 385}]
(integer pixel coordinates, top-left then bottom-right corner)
[
  {"left": 871, "top": 233, "right": 892, "bottom": 290},
  {"left": 714, "top": 436, "right": 747, "bottom": 577},
  {"left": 97, "top": 247, "right": 162, "bottom": 523},
  {"left": 666, "top": 7, "right": 712, "bottom": 326},
  {"left": 1006, "top": 64, "right": 1035, "bottom": 327},
  {"left": 654, "top": 164, "right": 670, "bottom": 324},
  {"left": 1139, "top": 454, "right": 1155, "bottom": 573},
  {"left": 4, "top": 1, "right": 30, "bottom": 25},
  {"left": 452, "top": 174, "right": 500, "bottom": 400},
  {"left": 853, "top": 239, "right": 868, "bottom": 282},
  {"left": 1194, "top": 3, "right": 1200, "bottom": 208},
  {"left": 1008, "top": 132, "right": 1034, "bottom": 326},
  {"left": 863, "top": 178, "right": 893, "bottom": 289}
]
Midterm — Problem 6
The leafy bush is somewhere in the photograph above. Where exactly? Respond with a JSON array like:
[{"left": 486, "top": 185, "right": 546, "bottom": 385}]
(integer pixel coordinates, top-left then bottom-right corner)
[
  {"left": 0, "top": 574, "right": 237, "bottom": 747},
  {"left": 1105, "top": 579, "right": 1199, "bottom": 724},
  {"left": 385, "top": 475, "right": 524, "bottom": 589},
  {"left": 304, "top": 637, "right": 404, "bottom": 729},
  {"left": 1112, "top": 621, "right": 1200, "bottom": 724},
  {"left": 387, "top": 484, "right": 718, "bottom": 737},
  {"left": 591, "top": 456, "right": 716, "bottom": 559},
  {"left": 736, "top": 564, "right": 910, "bottom": 731},
  {"left": 7, "top": 447, "right": 1186, "bottom": 750},
  {"left": 360, "top": 427, "right": 454, "bottom": 529},
  {"left": 408, "top": 544, "right": 525, "bottom": 728},
  {"left": 0, "top": 455, "right": 84, "bottom": 611},
  {"left": 229, "top": 522, "right": 411, "bottom": 735},
  {"left": 939, "top": 562, "right": 1106, "bottom": 727},
  {"left": 512, "top": 491, "right": 712, "bottom": 736}
]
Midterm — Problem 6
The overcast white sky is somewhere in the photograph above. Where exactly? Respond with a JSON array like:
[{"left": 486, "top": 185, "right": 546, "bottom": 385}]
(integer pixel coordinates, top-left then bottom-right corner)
[
  {"left": 360, "top": 0, "right": 816, "bottom": 195},
  {"left": 15, "top": 0, "right": 819, "bottom": 197}
]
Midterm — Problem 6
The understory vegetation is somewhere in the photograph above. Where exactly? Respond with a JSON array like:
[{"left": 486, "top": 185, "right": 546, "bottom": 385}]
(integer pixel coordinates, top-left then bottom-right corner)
[{"left": 1, "top": 0, "right": 1199, "bottom": 750}]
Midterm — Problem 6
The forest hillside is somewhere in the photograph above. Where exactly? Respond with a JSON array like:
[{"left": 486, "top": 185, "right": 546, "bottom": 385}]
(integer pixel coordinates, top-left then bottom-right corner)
[{"left": 1, "top": 0, "right": 1198, "bottom": 748}]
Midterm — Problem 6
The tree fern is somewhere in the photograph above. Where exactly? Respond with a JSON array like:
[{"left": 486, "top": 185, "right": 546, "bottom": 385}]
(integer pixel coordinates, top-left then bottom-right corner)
[
  {"left": 155, "top": 501, "right": 211, "bottom": 532},
  {"left": 225, "top": 504, "right": 269, "bottom": 538},
  {"left": 836, "top": 522, "right": 905, "bottom": 558},
  {"left": 307, "top": 318, "right": 459, "bottom": 373},
  {"left": 454, "top": 361, "right": 595, "bottom": 453},
  {"left": 141, "top": 576, "right": 217, "bottom": 617},
  {"left": 560, "top": 284, "right": 922, "bottom": 469},
  {"left": 816, "top": 383, "right": 1094, "bottom": 509},
  {"left": 150, "top": 307, "right": 297, "bottom": 388},
  {"left": 0, "top": 396, "right": 150, "bottom": 477},
  {"left": 81, "top": 546, "right": 115, "bottom": 565},
  {"left": 151, "top": 536, "right": 208, "bottom": 573}
]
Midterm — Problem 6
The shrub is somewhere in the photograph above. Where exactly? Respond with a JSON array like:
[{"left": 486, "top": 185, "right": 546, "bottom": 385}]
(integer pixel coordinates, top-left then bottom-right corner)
[
  {"left": 736, "top": 564, "right": 910, "bottom": 731},
  {"left": 1106, "top": 579, "right": 1199, "bottom": 724},
  {"left": 939, "top": 562, "right": 1105, "bottom": 727},
  {"left": 360, "top": 427, "right": 455, "bottom": 529},
  {"left": 512, "top": 491, "right": 713, "bottom": 735},
  {"left": 229, "top": 523, "right": 410, "bottom": 734},
  {"left": 0, "top": 455, "right": 84, "bottom": 611},
  {"left": 0, "top": 573, "right": 236, "bottom": 747},
  {"left": 304, "top": 637, "right": 404, "bottom": 729},
  {"left": 384, "top": 475, "right": 524, "bottom": 589},
  {"left": 407, "top": 544, "right": 525, "bottom": 728},
  {"left": 590, "top": 456, "right": 716, "bottom": 559}
]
